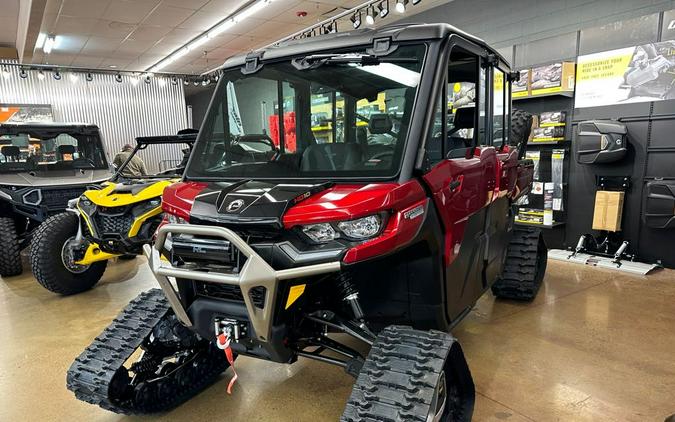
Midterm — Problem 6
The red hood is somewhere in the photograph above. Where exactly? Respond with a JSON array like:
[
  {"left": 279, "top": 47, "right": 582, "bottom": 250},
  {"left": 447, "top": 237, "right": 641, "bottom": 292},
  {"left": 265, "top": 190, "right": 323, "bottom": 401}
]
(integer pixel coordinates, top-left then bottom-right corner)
[
  {"left": 282, "top": 181, "right": 426, "bottom": 227},
  {"left": 162, "top": 181, "right": 208, "bottom": 219}
]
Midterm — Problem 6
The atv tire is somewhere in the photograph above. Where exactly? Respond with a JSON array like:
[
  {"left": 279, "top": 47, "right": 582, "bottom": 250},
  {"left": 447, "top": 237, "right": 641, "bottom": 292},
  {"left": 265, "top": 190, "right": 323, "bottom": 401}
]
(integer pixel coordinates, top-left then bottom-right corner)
[
  {"left": 342, "top": 326, "right": 475, "bottom": 422},
  {"left": 30, "top": 212, "right": 107, "bottom": 295},
  {"left": 491, "top": 227, "right": 547, "bottom": 301},
  {"left": 0, "top": 217, "right": 23, "bottom": 277},
  {"left": 511, "top": 108, "right": 534, "bottom": 147}
]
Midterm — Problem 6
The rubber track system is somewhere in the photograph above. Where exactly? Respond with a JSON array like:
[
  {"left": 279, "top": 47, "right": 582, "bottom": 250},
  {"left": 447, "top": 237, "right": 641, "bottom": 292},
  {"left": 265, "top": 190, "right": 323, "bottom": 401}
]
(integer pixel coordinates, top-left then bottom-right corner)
[
  {"left": 67, "top": 289, "right": 229, "bottom": 414},
  {"left": 491, "top": 227, "right": 546, "bottom": 301},
  {"left": 342, "top": 325, "right": 470, "bottom": 422},
  {"left": 0, "top": 217, "right": 23, "bottom": 277}
]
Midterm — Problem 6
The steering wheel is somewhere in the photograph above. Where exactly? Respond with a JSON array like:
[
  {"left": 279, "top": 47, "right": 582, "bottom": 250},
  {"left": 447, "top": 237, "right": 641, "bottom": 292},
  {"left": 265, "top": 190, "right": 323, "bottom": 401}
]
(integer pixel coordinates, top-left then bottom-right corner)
[{"left": 369, "top": 150, "right": 395, "bottom": 162}]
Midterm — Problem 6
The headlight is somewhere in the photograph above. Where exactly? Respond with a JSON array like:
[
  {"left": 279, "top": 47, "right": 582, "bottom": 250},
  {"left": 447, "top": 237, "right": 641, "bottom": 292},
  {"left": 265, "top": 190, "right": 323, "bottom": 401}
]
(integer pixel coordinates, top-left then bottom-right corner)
[
  {"left": 300, "top": 214, "right": 383, "bottom": 243},
  {"left": 337, "top": 215, "right": 382, "bottom": 240},
  {"left": 166, "top": 213, "right": 188, "bottom": 224},
  {"left": 302, "top": 223, "right": 337, "bottom": 243}
]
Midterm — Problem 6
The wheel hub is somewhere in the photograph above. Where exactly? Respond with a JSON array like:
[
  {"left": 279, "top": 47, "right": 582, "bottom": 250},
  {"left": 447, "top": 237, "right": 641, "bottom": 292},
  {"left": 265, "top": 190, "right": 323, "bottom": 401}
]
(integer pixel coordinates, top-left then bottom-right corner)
[{"left": 61, "top": 237, "right": 90, "bottom": 274}]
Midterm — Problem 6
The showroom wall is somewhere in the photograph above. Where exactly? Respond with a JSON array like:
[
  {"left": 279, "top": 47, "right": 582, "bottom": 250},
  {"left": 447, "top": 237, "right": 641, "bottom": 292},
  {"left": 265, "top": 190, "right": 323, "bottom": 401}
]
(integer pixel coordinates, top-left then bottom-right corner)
[{"left": 0, "top": 67, "right": 189, "bottom": 172}]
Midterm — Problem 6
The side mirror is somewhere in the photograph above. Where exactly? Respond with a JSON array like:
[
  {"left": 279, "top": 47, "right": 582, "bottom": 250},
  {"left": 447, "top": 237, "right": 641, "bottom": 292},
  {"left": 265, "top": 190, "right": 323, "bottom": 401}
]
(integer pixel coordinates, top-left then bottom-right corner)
[{"left": 576, "top": 120, "right": 627, "bottom": 164}]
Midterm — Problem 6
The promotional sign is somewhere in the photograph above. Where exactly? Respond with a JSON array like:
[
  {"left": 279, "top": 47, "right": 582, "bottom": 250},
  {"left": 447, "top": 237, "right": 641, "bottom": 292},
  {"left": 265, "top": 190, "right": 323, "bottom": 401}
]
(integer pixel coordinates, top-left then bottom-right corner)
[
  {"left": 0, "top": 104, "right": 53, "bottom": 123},
  {"left": 575, "top": 40, "right": 675, "bottom": 108}
]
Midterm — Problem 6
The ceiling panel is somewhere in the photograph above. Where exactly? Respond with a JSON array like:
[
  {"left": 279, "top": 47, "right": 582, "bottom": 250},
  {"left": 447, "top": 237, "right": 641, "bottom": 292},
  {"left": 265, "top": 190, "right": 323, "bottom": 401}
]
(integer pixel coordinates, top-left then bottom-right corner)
[
  {"left": 60, "top": 0, "right": 111, "bottom": 19},
  {"left": 93, "top": 19, "right": 137, "bottom": 38},
  {"left": 177, "top": 10, "right": 226, "bottom": 31},
  {"left": 128, "top": 25, "right": 173, "bottom": 42},
  {"left": 159, "top": 0, "right": 210, "bottom": 10},
  {"left": 70, "top": 55, "right": 105, "bottom": 67},
  {"left": 104, "top": 0, "right": 162, "bottom": 24},
  {"left": 80, "top": 36, "right": 125, "bottom": 55},
  {"left": 200, "top": 0, "right": 247, "bottom": 15},
  {"left": 143, "top": 5, "right": 195, "bottom": 27},
  {"left": 0, "top": 0, "right": 20, "bottom": 48}
]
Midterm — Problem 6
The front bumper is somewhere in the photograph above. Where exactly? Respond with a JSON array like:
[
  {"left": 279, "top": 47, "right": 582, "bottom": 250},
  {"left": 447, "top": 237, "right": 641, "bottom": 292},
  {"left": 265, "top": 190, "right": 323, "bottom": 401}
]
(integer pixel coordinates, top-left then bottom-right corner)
[{"left": 144, "top": 223, "right": 342, "bottom": 343}]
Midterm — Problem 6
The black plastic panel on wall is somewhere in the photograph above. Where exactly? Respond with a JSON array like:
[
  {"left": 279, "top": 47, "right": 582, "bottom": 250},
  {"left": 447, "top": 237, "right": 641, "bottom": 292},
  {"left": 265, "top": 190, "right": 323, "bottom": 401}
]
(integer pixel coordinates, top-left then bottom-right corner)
[{"left": 578, "top": 13, "right": 660, "bottom": 55}]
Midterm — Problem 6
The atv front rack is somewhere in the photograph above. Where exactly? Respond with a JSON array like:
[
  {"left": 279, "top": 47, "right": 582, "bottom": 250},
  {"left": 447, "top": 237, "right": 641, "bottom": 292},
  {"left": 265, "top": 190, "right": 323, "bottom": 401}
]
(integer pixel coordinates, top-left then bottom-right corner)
[{"left": 144, "top": 223, "right": 342, "bottom": 343}]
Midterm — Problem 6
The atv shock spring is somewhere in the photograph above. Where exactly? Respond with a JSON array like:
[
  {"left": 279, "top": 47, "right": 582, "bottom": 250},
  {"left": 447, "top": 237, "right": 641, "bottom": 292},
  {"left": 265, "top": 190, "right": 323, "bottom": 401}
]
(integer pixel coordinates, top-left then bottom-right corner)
[{"left": 336, "top": 272, "right": 365, "bottom": 321}]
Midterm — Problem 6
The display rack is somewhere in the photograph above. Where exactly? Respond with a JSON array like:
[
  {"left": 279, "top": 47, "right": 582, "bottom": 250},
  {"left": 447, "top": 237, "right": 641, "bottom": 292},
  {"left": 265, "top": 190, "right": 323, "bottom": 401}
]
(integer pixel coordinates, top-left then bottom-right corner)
[{"left": 512, "top": 91, "right": 574, "bottom": 247}]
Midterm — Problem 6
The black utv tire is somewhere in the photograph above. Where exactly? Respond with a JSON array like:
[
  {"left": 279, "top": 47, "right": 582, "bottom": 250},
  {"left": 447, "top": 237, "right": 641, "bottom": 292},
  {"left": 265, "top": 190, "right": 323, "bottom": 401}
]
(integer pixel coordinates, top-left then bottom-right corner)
[
  {"left": 30, "top": 212, "right": 107, "bottom": 295},
  {"left": 0, "top": 217, "right": 23, "bottom": 277},
  {"left": 491, "top": 227, "right": 547, "bottom": 301},
  {"left": 342, "top": 326, "right": 475, "bottom": 422},
  {"left": 511, "top": 108, "right": 534, "bottom": 149}
]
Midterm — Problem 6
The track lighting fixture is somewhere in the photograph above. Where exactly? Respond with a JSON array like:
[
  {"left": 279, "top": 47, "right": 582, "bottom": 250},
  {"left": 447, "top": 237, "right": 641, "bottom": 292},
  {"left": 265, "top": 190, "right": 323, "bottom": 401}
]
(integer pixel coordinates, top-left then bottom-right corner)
[
  {"left": 183, "top": 77, "right": 190, "bottom": 86},
  {"left": 86, "top": 72, "right": 93, "bottom": 82},
  {"left": 378, "top": 0, "right": 389, "bottom": 18},
  {"left": 53, "top": 70, "right": 62, "bottom": 80},
  {"left": 115, "top": 73, "right": 123, "bottom": 83},
  {"left": 365, "top": 7, "right": 376, "bottom": 25},
  {"left": 37, "top": 70, "right": 45, "bottom": 80},
  {"left": 1, "top": 65, "right": 9, "bottom": 79},
  {"left": 412, "top": 0, "right": 421, "bottom": 4},
  {"left": 171, "top": 76, "right": 178, "bottom": 85},
  {"left": 395, "top": 0, "right": 408, "bottom": 13},
  {"left": 19, "top": 68, "right": 27, "bottom": 79},
  {"left": 350, "top": 11, "right": 362, "bottom": 29}
]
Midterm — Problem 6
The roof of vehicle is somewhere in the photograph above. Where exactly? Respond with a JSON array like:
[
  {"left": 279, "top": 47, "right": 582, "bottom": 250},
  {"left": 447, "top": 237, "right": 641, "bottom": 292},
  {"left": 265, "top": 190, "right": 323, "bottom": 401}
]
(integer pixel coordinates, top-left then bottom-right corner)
[
  {"left": 221, "top": 22, "right": 505, "bottom": 70},
  {"left": 135, "top": 134, "right": 197, "bottom": 145},
  {"left": 0, "top": 122, "right": 100, "bottom": 135}
]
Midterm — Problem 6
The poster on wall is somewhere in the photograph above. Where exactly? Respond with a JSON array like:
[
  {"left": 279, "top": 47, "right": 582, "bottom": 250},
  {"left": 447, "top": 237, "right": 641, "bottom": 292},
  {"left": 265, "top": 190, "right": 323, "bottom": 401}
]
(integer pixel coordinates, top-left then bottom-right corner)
[
  {"left": 575, "top": 40, "right": 675, "bottom": 108},
  {"left": 0, "top": 104, "right": 54, "bottom": 123}
]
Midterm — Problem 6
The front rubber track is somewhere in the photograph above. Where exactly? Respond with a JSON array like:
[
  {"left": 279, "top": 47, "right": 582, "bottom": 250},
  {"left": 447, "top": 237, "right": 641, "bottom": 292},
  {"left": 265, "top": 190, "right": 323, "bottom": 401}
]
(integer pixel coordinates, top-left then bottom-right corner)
[
  {"left": 30, "top": 212, "right": 107, "bottom": 295},
  {"left": 0, "top": 217, "right": 23, "bottom": 277}
]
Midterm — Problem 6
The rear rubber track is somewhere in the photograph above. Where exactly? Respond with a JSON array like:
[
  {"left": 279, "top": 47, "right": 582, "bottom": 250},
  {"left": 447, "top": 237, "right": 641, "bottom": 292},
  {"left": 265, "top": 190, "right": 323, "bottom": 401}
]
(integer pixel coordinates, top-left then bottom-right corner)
[
  {"left": 491, "top": 227, "right": 546, "bottom": 301},
  {"left": 67, "top": 289, "right": 229, "bottom": 414},
  {"left": 342, "top": 325, "right": 463, "bottom": 422}
]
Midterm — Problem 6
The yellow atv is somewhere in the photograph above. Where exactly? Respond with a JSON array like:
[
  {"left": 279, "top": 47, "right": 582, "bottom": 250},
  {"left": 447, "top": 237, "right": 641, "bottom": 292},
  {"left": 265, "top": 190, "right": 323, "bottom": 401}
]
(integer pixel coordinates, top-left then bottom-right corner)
[{"left": 30, "top": 133, "right": 195, "bottom": 295}]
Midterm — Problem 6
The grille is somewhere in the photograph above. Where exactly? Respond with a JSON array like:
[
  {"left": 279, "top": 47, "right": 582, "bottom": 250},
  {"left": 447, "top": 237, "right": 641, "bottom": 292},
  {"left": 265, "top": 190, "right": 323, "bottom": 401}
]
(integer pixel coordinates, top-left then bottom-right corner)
[
  {"left": 41, "top": 187, "right": 87, "bottom": 208},
  {"left": 195, "top": 282, "right": 266, "bottom": 308},
  {"left": 94, "top": 214, "right": 134, "bottom": 235}
]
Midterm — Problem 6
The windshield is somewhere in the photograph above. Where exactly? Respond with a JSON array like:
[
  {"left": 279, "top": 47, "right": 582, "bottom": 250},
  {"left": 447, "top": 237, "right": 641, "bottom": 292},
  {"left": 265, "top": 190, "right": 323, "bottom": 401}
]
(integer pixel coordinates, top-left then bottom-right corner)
[
  {"left": 0, "top": 131, "right": 107, "bottom": 173},
  {"left": 187, "top": 44, "right": 426, "bottom": 180},
  {"left": 114, "top": 141, "right": 193, "bottom": 180}
]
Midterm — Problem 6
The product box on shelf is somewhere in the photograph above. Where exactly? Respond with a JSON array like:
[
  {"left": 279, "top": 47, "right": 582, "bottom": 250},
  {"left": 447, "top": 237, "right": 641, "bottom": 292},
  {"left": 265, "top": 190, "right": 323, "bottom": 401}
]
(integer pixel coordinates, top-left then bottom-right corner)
[
  {"left": 539, "top": 111, "right": 567, "bottom": 127},
  {"left": 530, "top": 62, "right": 575, "bottom": 95},
  {"left": 512, "top": 69, "right": 530, "bottom": 98},
  {"left": 531, "top": 126, "right": 565, "bottom": 142}
]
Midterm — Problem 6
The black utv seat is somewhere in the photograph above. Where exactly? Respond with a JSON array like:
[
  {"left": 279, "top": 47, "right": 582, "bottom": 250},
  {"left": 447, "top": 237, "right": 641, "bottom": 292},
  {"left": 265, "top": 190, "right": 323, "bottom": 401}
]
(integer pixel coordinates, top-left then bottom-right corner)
[
  {"left": 447, "top": 106, "right": 475, "bottom": 158},
  {"left": 301, "top": 143, "right": 363, "bottom": 171},
  {"left": 1, "top": 146, "right": 21, "bottom": 161},
  {"left": 56, "top": 144, "right": 76, "bottom": 160}
]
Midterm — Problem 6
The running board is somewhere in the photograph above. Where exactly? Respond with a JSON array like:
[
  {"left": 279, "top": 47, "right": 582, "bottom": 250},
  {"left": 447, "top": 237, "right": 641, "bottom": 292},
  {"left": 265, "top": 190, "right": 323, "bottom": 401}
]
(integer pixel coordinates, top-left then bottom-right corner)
[{"left": 548, "top": 249, "right": 660, "bottom": 275}]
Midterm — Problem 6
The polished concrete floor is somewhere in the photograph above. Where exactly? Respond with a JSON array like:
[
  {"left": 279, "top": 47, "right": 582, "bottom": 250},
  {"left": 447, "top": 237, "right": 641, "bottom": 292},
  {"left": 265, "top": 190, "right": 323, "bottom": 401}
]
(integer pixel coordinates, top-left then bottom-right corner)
[{"left": 0, "top": 255, "right": 673, "bottom": 421}]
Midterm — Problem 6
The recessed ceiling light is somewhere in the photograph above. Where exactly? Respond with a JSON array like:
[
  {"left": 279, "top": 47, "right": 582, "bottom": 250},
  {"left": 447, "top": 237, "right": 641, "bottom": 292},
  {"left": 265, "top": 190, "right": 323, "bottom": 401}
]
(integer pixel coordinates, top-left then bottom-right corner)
[{"left": 109, "top": 65, "right": 117, "bottom": 68}]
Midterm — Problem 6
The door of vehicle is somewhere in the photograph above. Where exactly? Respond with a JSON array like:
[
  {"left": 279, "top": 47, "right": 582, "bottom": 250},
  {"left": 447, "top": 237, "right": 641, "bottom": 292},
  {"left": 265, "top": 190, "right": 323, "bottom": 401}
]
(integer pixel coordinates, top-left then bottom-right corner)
[{"left": 421, "top": 40, "right": 498, "bottom": 322}]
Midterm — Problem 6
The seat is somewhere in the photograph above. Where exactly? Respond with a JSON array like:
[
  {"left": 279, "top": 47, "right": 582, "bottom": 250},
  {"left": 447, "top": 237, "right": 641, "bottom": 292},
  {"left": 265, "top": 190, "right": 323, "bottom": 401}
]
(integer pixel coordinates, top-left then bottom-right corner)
[
  {"left": 1, "top": 146, "right": 21, "bottom": 161},
  {"left": 301, "top": 143, "right": 364, "bottom": 171},
  {"left": 56, "top": 144, "right": 76, "bottom": 160},
  {"left": 447, "top": 106, "right": 475, "bottom": 155}
]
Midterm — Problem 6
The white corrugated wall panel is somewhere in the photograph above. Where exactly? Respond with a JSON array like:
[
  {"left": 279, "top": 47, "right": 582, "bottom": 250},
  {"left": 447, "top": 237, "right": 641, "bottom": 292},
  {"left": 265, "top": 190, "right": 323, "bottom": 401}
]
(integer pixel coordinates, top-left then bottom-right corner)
[{"left": 0, "top": 67, "right": 189, "bottom": 173}]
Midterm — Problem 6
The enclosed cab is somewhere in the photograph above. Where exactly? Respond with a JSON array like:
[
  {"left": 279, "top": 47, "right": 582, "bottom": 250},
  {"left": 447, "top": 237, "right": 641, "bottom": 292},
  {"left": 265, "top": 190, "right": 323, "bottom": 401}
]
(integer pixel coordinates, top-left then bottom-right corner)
[
  {"left": 68, "top": 23, "right": 545, "bottom": 421},
  {"left": 0, "top": 123, "right": 110, "bottom": 276}
]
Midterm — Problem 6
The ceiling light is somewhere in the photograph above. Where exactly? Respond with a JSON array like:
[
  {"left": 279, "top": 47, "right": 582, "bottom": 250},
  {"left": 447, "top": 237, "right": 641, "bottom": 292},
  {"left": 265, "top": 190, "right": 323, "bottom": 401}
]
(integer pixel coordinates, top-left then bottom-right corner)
[
  {"left": 412, "top": 0, "right": 421, "bottom": 4},
  {"left": 395, "top": 0, "right": 408, "bottom": 13},
  {"left": 350, "top": 12, "right": 362, "bottom": 29},
  {"left": 109, "top": 65, "right": 117, "bottom": 68},
  {"left": 352, "top": 62, "right": 420, "bottom": 87},
  {"left": 193, "top": 79, "right": 200, "bottom": 86},
  {"left": 2, "top": 65, "right": 10, "bottom": 80},
  {"left": 365, "top": 7, "right": 376, "bottom": 25},
  {"left": 53, "top": 70, "right": 61, "bottom": 80},
  {"left": 86, "top": 72, "right": 93, "bottom": 82},
  {"left": 183, "top": 77, "right": 190, "bottom": 86},
  {"left": 115, "top": 73, "right": 123, "bottom": 83},
  {"left": 144, "top": 73, "right": 152, "bottom": 84},
  {"left": 43, "top": 35, "right": 56, "bottom": 54},
  {"left": 171, "top": 76, "right": 178, "bottom": 85},
  {"left": 19, "top": 68, "right": 27, "bottom": 79},
  {"left": 37, "top": 70, "right": 45, "bottom": 80},
  {"left": 35, "top": 33, "right": 46, "bottom": 49},
  {"left": 69, "top": 72, "right": 78, "bottom": 83},
  {"left": 147, "top": 0, "right": 273, "bottom": 73},
  {"left": 201, "top": 77, "right": 210, "bottom": 86},
  {"left": 378, "top": 0, "right": 389, "bottom": 17}
]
